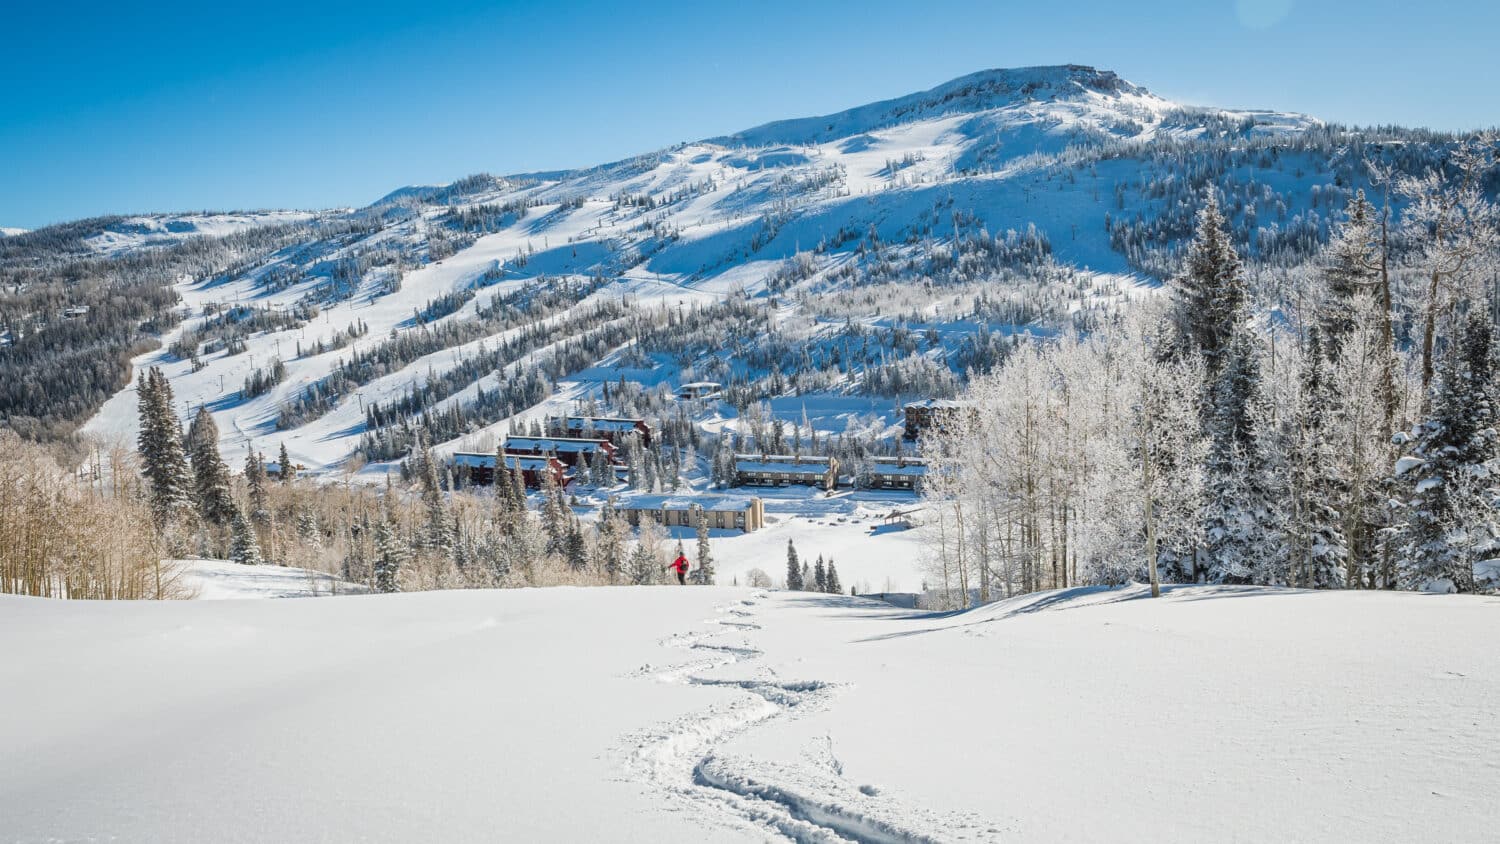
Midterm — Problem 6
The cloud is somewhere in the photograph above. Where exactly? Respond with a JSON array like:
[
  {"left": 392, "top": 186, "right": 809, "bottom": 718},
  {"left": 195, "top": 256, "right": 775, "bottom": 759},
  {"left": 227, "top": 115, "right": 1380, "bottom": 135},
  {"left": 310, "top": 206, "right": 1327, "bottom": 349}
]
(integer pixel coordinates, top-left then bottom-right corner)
[{"left": 1234, "top": 0, "right": 1295, "bottom": 29}]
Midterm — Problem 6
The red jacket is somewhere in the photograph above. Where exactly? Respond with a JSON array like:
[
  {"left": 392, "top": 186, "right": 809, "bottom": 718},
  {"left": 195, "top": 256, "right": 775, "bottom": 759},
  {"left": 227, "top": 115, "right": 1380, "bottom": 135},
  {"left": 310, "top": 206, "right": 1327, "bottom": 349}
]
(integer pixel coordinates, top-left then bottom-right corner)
[{"left": 669, "top": 555, "right": 690, "bottom": 573}]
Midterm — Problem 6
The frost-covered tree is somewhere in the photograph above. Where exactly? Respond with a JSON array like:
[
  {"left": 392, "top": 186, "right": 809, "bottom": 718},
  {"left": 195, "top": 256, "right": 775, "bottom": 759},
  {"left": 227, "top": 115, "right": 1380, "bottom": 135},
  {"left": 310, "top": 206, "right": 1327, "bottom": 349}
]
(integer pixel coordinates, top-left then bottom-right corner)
[
  {"left": 1394, "top": 311, "right": 1499, "bottom": 592},
  {"left": 228, "top": 505, "right": 263, "bottom": 566},
  {"left": 373, "top": 513, "right": 407, "bottom": 593},
  {"left": 824, "top": 559, "right": 841, "bottom": 594},
  {"left": 1287, "top": 330, "right": 1347, "bottom": 588},
  {"left": 1172, "top": 194, "right": 1244, "bottom": 374},
  {"left": 691, "top": 507, "right": 715, "bottom": 585}
]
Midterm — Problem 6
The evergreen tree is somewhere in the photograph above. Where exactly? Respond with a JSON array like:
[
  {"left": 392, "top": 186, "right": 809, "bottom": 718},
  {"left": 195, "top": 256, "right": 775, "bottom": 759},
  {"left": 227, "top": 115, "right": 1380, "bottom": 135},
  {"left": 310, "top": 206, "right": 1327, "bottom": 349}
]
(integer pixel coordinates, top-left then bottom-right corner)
[
  {"left": 691, "top": 507, "right": 715, "bottom": 585},
  {"left": 1321, "top": 190, "right": 1380, "bottom": 357},
  {"left": 825, "top": 559, "right": 841, "bottom": 594},
  {"left": 228, "top": 505, "right": 263, "bottom": 566},
  {"left": 187, "top": 406, "right": 236, "bottom": 525},
  {"left": 813, "top": 555, "right": 827, "bottom": 592},
  {"left": 1202, "top": 323, "right": 1276, "bottom": 584},
  {"left": 136, "top": 368, "right": 193, "bottom": 525},
  {"left": 1395, "top": 312, "right": 1499, "bottom": 592},
  {"left": 419, "top": 446, "right": 452, "bottom": 553},
  {"left": 244, "top": 451, "right": 270, "bottom": 528},
  {"left": 1172, "top": 195, "right": 1245, "bottom": 374},
  {"left": 277, "top": 442, "right": 295, "bottom": 483},
  {"left": 785, "top": 539, "right": 803, "bottom": 590},
  {"left": 1289, "top": 330, "right": 1347, "bottom": 588},
  {"left": 373, "top": 514, "right": 407, "bottom": 593}
]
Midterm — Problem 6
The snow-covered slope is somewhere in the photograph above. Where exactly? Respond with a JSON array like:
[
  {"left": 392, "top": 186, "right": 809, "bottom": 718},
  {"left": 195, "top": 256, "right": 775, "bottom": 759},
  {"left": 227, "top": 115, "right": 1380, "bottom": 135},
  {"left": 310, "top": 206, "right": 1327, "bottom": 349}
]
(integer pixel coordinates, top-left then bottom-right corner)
[
  {"left": 72, "top": 64, "right": 1347, "bottom": 479},
  {"left": 80, "top": 211, "right": 317, "bottom": 255},
  {"left": 0, "top": 226, "right": 27, "bottom": 237},
  {"left": 2, "top": 584, "right": 1494, "bottom": 841}
]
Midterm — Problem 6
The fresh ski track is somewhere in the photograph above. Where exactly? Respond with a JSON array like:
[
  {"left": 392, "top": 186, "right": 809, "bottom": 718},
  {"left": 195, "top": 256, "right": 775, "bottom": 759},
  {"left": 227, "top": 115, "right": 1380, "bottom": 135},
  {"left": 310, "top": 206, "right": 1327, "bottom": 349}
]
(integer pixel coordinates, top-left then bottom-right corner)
[{"left": 620, "top": 594, "right": 997, "bottom": 843}]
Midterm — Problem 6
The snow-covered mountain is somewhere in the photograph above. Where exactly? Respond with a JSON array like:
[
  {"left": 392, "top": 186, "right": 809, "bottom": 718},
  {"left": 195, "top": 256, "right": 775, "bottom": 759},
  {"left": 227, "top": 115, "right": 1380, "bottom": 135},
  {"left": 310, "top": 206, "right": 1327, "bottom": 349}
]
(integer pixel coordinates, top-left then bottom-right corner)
[{"left": 0, "top": 65, "right": 1458, "bottom": 473}]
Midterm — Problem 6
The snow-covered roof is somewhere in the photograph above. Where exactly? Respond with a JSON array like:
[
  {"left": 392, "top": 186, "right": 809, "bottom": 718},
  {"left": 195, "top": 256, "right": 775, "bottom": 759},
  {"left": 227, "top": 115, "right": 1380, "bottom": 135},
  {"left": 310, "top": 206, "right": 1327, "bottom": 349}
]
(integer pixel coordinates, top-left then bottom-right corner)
[
  {"left": 612, "top": 494, "right": 758, "bottom": 513},
  {"left": 452, "top": 452, "right": 558, "bottom": 471},
  {"left": 903, "top": 399, "right": 968, "bottom": 410},
  {"left": 734, "top": 455, "right": 835, "bottom": 474},
  {"left": 564, "top": 417, "right": 647, "bottom": 432},
  {"left": 869, "top": 462, "right": 927, "bottom": 476},
  {"left": 679, "top": 381, "right": 721, "bottom": 390},
  {"left": 505, "top": 436, "right": 611, "bottom": 453}
]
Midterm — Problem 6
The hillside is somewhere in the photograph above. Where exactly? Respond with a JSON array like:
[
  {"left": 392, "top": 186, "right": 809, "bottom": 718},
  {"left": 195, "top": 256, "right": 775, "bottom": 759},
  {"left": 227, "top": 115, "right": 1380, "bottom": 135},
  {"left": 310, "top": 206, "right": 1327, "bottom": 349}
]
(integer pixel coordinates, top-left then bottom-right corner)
[
  {"left": 3, "top": 584, "right": 1494, "bottom": 841},
  {"left": 0, "top": 64, "right": 1450, "bottom": 472}
]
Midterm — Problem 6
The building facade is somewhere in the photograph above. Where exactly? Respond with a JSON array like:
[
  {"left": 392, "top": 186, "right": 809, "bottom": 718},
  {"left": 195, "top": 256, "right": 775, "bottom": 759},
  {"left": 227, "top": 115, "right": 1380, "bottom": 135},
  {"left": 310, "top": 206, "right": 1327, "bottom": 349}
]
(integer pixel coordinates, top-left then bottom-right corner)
[
  {"left": 611, "top": 494, "right": 765, "bottom": 533},
  {"left": 733, "top": 454, "right": 839, "bottom": 491}
]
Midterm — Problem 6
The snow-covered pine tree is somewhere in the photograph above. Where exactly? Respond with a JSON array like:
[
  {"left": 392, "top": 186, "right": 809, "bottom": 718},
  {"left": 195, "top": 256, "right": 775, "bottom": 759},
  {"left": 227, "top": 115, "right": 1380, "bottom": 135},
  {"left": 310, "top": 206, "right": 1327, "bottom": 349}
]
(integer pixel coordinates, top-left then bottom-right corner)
[
  {"left": 801, "top": 561, "right": 812, "bottom": 591},
  {"left": 1289, "top": 330, "right": 1347, "bottom": 588},
  {"left": 228, "top": 505, "right": 263, "bottom": 565},
  {"left": 136, "top": 368, "right": 194, "bottom": 525},
  {"left": 691, "top": 507, "right": 714, "bottom": 585},
  {"left": 824, "top": 559, "right": 841, "bottom": 594},
  {"left": 187, "top": 406, "right": 236, "bottom": 526},
  {"left": 244, "top": 451, "right": 270, "bottom": 528},
  {"left": 785, "top": 539, "right": 803, "bottom": 590},
  {"left": 1172, "top": 194, "right": 1244, "bottom": 374},
  {"left": 813, "top": 556, "right": 827, "bottom": 592},
  {"left": 373, "top": 513, "right": 407, "bottom": 593},
  {"left": 1320, "top": 190, "right": 1380, "bottom": 357},
  {"left": 1202, "top": 311, "right": 1277, "bottom": 584},
  {"left": 419, "top": 446, "right": 452, "bottom": 553},
  {"left": 1394, "top": 311, "right": 1499, "bottom": 592}
]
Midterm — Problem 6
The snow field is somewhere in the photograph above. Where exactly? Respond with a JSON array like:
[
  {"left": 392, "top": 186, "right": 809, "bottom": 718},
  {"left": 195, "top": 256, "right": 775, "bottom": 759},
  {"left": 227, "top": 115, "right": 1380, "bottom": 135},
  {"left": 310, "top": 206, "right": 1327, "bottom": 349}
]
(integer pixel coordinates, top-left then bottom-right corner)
[{"left": 5, "top": 583, "right": 1492, "bottom": 841}]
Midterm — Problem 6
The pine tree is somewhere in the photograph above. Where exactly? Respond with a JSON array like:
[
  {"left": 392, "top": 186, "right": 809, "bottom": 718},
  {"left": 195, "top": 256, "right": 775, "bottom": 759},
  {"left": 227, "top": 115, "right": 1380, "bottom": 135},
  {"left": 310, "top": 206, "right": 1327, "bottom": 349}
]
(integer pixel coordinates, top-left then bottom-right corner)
[
  {"left": 801, "top": 562, "right": 812, "bottom": 591},
  {"left": 691, "top": 507, "right": 715, "bottom": 585},
  {"left": 1321, "top": 191, "right": 1380, "bottom": 357},
  {"left": 277, "top": 442, "right": 295, "bottom": 484},
  {"left": 136, "top": 368, "right": 194, "bottom": 525},
  {"left": 824, "top": 559, "right": 841, "bottom": 594},
  {"left": 244, "top": 451, "right": 270, "bottom": 528},
  {"left": 813, "top": 555, "right": 827, "bottom": 592},
  {"left": 1202, "top": 322, "right": 1277, "bottom": 584},
  {"left": 419, "top": 446, "right": 452, "bottom": 553},
  {"left": 1395, "top": 312, "right": 1499, "bottom": 592},
  {"left": 373, "top": 514, "right": 407, "bottom": 593},
  {"left": 228, "top": 505, "right": 263, "bottom": 565},
  {"left": 1172, "top": 195, "right": 1245, "bottom": 374},
  {"left": 785, "top": 539, "right": 803, "bottom": 590},
  {"left": 1289, "top": 330, "right": 1347, "bottom": 588},
  {"left": 187, "top": 406, "right": 236, "bottom": 525}
]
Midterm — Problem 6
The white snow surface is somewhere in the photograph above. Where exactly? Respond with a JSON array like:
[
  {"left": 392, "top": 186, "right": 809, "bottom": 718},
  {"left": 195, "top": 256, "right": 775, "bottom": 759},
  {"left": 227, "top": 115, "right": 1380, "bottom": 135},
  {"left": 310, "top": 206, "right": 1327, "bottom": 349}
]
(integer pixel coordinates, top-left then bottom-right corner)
[
  {"left": 2, "top": 584, "right": 1496, "bottom": 842},
  {"left": 177, "top": 558, "right": 368, "bottom": 599}
]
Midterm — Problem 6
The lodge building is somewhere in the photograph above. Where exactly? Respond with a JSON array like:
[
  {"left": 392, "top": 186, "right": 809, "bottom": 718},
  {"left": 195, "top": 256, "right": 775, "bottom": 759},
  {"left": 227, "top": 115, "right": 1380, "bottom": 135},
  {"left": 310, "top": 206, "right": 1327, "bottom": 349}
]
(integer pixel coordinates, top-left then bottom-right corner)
[{"left": 733, "top": 454, "right": 839, "bottom": 491}]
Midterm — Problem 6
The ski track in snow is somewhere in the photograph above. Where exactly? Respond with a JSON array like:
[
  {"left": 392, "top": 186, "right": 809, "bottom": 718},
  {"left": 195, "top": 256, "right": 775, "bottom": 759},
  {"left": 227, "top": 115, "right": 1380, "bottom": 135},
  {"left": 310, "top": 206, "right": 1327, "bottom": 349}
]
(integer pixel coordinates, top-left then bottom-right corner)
[{"left": 620, "top": 593, "right": 999, "bottom": 843}]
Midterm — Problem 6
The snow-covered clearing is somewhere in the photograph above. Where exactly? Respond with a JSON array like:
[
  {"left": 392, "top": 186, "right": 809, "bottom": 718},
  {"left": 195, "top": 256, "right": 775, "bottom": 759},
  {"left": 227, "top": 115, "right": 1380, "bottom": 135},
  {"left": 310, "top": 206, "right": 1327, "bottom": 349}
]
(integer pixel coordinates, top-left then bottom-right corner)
[
  {"left": 3, "top": 584, "right": 1495, "bottom": 841},
  {"left": 178, "top": 558, "right": 367, "bottom": 599}
]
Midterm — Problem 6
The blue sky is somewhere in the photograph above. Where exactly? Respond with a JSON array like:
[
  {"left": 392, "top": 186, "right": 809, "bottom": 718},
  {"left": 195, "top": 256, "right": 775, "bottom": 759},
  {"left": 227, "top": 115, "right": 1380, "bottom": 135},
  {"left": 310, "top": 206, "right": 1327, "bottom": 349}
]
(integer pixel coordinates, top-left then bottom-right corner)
[{"left": 3, "top": 0, "right": 1496, "bottom": 229}]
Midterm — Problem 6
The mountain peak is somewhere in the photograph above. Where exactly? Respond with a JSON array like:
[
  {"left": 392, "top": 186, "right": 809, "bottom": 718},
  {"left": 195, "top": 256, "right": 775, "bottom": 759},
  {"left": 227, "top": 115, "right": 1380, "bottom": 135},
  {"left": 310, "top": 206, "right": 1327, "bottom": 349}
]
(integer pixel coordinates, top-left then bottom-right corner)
[{"left": 714, "top": 64, "right": 1155, "bottom": 148}]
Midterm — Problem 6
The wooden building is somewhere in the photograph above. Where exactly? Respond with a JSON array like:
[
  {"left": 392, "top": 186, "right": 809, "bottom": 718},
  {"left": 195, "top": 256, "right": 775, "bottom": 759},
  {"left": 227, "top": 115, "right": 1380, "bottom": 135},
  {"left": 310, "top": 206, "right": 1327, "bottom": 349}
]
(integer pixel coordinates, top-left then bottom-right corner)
[
  {"left": 902, "top": 399, "right": 971, "bottom": 441},
  {"left": 866, "top": 456, "right": 928, "bottom": 491},
  {"left": 502, "top": 435, "right": 617, "bottom": 468},
  {"left": 733, "top": 454, "right": 839, "bottom": 491},
  {"left": 452, "top": 452, "right": 569, "bottom": 489},
  {"left": 611, "top": 494, "right": 765, "bottom": 533},
  {"left": 556, "top": 416, "right": 653, "bottom": 448}
]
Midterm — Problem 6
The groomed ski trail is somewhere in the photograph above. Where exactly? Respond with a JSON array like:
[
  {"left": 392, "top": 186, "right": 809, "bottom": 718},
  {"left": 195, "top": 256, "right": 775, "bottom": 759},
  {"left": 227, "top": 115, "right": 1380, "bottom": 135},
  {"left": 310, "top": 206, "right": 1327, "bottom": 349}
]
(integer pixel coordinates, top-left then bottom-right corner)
[{"left": 620, "top": 593, "right": 1001, "bottom": 843}]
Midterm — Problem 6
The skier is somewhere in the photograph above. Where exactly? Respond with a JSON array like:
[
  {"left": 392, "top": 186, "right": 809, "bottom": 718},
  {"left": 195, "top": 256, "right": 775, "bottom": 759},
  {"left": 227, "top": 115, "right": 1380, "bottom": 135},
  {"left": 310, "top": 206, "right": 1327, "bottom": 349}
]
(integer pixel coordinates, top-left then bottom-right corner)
[{"left": 666, "top": 552, "right": 690, "bottom": 585}]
